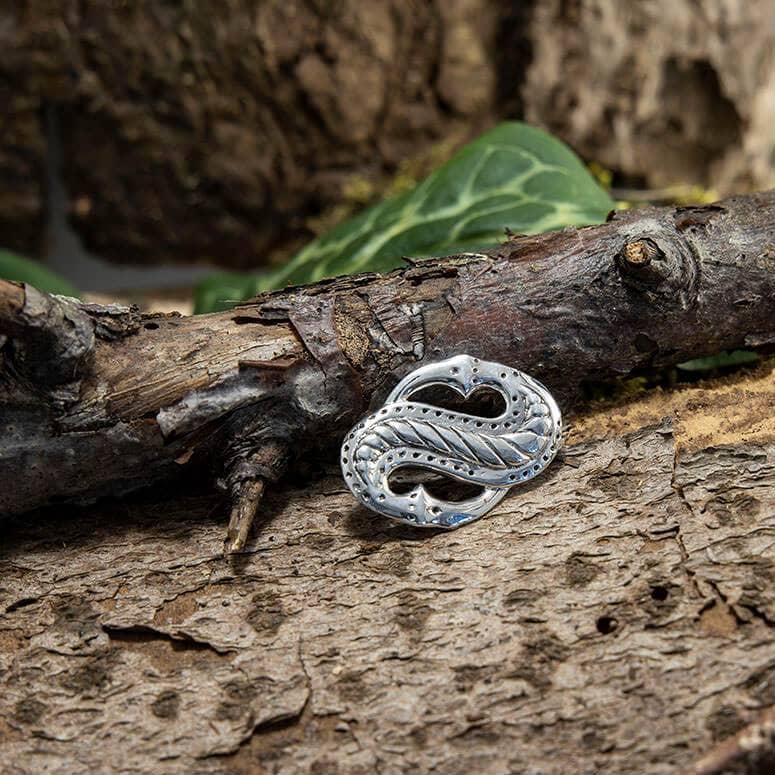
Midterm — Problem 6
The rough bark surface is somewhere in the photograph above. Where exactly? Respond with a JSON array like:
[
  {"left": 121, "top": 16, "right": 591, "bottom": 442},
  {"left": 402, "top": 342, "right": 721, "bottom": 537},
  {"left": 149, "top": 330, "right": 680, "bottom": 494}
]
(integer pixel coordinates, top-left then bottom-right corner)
[
  {"left": 1, "top": 398, "right": 773, "bottom": 773},
  {"left": 1, "top": 193, "right": 774, "bottom": 521},
  {"left": 1, "top": 1, "right": 773, "bottom": 266},
  {"left": 0, "top": 190, "right": 773, "bottom": 771}
]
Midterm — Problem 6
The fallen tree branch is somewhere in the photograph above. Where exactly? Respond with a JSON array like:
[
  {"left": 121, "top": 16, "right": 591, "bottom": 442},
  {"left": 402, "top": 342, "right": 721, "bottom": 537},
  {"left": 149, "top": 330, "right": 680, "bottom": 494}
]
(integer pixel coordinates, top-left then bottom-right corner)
[{"left": 1, "top": 192, "right": 774, "bottom": 550}]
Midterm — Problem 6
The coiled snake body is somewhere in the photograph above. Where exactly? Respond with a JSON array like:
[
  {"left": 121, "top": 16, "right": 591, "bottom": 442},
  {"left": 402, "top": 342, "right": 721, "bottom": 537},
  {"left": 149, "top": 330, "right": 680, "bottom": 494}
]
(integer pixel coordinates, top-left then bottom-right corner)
[{"left": 341, "top": 355, "right": 562, "bottom": 528}]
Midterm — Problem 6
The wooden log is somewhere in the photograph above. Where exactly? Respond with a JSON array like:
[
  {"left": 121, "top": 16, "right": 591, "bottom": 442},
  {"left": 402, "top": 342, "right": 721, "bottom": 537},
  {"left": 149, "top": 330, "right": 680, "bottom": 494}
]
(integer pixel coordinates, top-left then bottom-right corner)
[
  {"left": 1, "top": 192, "right": 774, "bottom": 553},
  {"left": 0, "top": 368, "right": 773, "bottom": 772}
]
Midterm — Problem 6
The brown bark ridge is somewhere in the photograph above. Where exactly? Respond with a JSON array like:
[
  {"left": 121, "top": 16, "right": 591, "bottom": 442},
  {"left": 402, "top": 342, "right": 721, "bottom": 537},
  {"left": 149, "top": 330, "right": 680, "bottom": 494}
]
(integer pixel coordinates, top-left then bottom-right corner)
[
  {"left": 2, "top": 1, "right": 773, "bottom": 266},
  {"left": 1, "top": 192, "right": 774, "bottom": 549},
  {"left": 0, "top": 375, "right": 773, "bottom": 772}
]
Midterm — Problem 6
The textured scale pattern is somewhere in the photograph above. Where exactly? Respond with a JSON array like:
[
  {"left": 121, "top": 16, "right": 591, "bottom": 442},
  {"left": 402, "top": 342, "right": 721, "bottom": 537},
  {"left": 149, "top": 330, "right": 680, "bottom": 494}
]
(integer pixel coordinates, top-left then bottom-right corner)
[{"left": 341, "top": 355, "right": 562, "bottom": 528}]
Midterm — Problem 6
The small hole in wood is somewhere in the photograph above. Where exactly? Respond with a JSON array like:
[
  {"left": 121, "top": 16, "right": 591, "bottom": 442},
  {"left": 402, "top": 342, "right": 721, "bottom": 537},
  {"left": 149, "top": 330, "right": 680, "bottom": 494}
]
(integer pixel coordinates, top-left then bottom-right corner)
[
  {"left": 596, "top": 616, "right": 617, "bottom": 635},
  {"left": 650, "top": 586, "right": 669, "bottom": 602}
]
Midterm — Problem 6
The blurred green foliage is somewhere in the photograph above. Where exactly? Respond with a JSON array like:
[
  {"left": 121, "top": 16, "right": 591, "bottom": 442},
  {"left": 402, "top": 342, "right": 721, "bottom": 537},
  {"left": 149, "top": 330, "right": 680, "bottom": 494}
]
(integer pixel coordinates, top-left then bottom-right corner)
[
  {"left": 0, "top": 249, "right": 80, "bottom": 298},
  {"left": 677, "top": 350, "right": 759, "bottom": 372},
  {"left": 194, "top": 122, "right": 615, "bottom": 313}
]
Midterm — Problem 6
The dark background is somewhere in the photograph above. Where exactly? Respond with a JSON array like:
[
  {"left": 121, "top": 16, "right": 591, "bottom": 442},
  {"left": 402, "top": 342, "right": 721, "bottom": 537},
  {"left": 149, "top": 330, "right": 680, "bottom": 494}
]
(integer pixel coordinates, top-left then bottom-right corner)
[{"left": 2, "top": 1, "right": 773, "bottom": 294}]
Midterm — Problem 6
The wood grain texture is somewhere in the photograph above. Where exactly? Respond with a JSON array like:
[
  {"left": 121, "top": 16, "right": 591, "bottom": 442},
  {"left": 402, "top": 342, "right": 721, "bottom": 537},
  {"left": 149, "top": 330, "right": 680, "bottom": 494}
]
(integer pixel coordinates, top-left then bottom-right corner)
[
  {"left": 1, "top": 192, "right": 774, "bottom": 521},
  {"left": 1, "top": 407, "right": 772, "bottom": 772}
]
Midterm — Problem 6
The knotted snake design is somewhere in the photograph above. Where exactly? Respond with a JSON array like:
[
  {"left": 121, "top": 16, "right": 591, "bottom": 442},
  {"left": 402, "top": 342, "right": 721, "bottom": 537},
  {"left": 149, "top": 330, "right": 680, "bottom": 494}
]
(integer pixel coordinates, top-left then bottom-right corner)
[{"left": 341, "top": 355, "right": 562, "bottom": 528}]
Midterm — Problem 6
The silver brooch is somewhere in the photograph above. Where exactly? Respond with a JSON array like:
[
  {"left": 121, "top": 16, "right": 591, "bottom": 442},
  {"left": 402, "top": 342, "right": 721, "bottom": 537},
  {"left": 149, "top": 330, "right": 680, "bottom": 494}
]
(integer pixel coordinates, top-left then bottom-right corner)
[{"left": 340, "top": 355, "right": 562, "bottom": 528}]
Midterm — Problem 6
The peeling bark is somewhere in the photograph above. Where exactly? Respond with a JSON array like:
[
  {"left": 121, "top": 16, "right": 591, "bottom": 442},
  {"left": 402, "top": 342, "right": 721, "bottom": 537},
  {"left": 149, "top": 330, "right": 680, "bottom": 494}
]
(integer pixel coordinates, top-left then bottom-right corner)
[{"left": 1, "top": 193, "right": 774, "bottom": 532}]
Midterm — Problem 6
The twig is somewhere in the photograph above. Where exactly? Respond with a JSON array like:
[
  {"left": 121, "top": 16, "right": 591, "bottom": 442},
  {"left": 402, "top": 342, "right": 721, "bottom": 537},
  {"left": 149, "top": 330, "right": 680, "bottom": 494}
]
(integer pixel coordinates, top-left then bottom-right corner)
[{"left": 223, "top": 478, "right": 265, "bottom": 554}]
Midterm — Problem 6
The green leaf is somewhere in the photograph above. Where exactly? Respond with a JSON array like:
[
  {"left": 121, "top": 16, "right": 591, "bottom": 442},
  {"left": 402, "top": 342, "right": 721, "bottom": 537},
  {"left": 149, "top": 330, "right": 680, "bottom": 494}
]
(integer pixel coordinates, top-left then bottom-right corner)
[
  {"left": 0, "top": 249, "right": 80, "bottom": 298},
  {"left": 677, "top": 350, "right": 759, "bottom": 372},
  {"left": 194, "top": 272, "right": 265, "bottom": 315},
  {"left": 194, "top": 122, "right": 614, "bottom": 312}
]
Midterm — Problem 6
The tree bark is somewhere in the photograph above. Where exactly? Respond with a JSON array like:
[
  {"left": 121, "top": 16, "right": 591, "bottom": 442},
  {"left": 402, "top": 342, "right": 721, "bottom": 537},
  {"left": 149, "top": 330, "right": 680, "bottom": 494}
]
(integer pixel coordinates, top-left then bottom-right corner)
[
  {"left": 0, "top": 192, "right": 773, "bottom": 773},
  {"left": 2, "top": 1, "right": 773, "bottom": 266},
  {"left": 1, "top": 192, "right": 774, "bottom": 541},
  {"left": 0, "top": 374, "right": 773, "bottom": 772}
]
